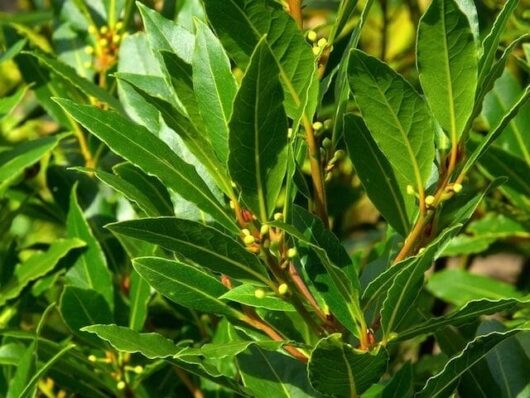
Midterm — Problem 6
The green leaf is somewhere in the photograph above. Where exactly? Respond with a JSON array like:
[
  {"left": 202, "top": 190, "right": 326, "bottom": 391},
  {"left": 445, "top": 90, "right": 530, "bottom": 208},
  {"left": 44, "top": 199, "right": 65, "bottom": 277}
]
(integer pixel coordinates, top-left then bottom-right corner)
[
  {"left": 108, "top": 217, "right": 270, "bottom": 286},
  {"left": 59, "top": 286, "right": 113, "bottom": 346},
  {"left": 202, "top": 0, "right": 316, "bottom": 120},
  {"left": 192, "top": 19, "right": 237, "bottom": 164},
  {"left": 417, "top": 0, "right": 477, "bottom": 140},
  {"left": 65, "top": 185, "right": 114, "bottom": 309},
  {"left": 6, "top": 342, "right": 36, "bottom": 398},
  {"left": 128, "top": 269, "right": 151, "bottom": 331},
  {"left": 482, "top": 70, "right": 530, "bottom": 165},
  {"left": 0, "top": 39, "right": 26, "bottom": 63},
  {"left": 427, "top": 269, "right": 523, "bottom": 306},
  {"left": 82, "top": 324, "right": 184, "bottom": 359},
  {"left": 0, "top": 85, "right": 27, "bottom": 120},
  {"left": 201, "top": 339, "right": 283, "bottom": 360},
  {"left": 0, "top": 135, "right": 63, "bottom": 189},
  {"left": 308, "top": 334, "right": 388, "bottom": 397},
  {"left": 461, "top": 84, "right": 530, "bottom": 176},
  {"left": 478, "top": 0, "right": 519, "bottom": 87},
  {"left": 381, "top": 362, "right": 413, "bottom": 398},
  {"left": 220, "top": 284, "right": 295, "bottom": 312},
  {"left": 0, "top": 238, "right": 85, "bottom": 306},
  {"left": 25, "top": 51, "right": 121, "bottom": 110},
  {"left": 344, "top": 113, "right": 412, "bottom": 236},
  {"left": 417, "top": 329, "right": 527, "bottom": 398},
  {"left": 137, "top": 3, "right": 194, "bottom": 63},
  {"left": 396, "top": 298, "right": 522, "bottom": 342},
  {"left": 348, "top": 49, "right": 435, "bottom": 194},
  {"left": 237, "top": 345, "right": 319, "bottom": 398},
  {"left": 132, "top": 256, "right": 241, "bottom": 318},
  {"left": 381, "top": 225, "right": 461, "bottom": 337},
  {"left": 228, "top": 39, "right": 288, "bottom": 220},
  {"left": 54, "top": 98, "right": 237, "bottom": 231}
]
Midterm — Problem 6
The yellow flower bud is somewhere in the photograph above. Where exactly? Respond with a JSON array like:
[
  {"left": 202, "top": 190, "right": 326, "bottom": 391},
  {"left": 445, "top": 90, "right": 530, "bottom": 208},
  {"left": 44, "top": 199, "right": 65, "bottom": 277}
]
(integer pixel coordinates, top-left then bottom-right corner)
[
  {"left": 312, "top": 46, "right": 320, "bottom": 56},
  {"left": 260, "top": 224, "right": 269, "bottom": 235},
  {"left": 312, "top": 121, "right": 323, "bottom": 131},
  {"left": 88, "top": 354, "right": 97, "bottom": 362},
  {"left": 273, "top": 213, "right": 283, "bottom": 221},
  {"left": 115, "top": 21, "right": 124, "bottom": 31},
  {"left": 317, "top": 38, "right": 327, "bottom": 48},
  {"left": 241, "top": 228, "right": 251, "bottom": 236},
  {"left": 254, "top": 288, "right": 266, "bottom": 299},
  {"left": 278, "top": 283, "right": 288, "bottom": 295},
  {"left": 406, "top": 185, "right": 415, "bottom": 195},
  {"left": 134, "top": 365, "right": 143, "bottom": 374},
  {"left": 307, "top": 30, "right": 317, "bottom": 42},
  {"left": 98, "top": 38, "right": 108, "bottom": 47},
  {"left": 425, "top": 195, "right": 435, "bottom": 206},
  {"left": 100, "top": 26, "right": 109, "bottom": 34},
  {"left": 243, "top": 235, "right": 255, "bottom": 245},
  {"left": 287, "top": 247, "right": 297, "bottom": 258},
  {"left": 453, "top": 183, "right": 463, "bottom": 193},
  {"left": 117, "top": 381, "right": 126, "bottom": 390}
]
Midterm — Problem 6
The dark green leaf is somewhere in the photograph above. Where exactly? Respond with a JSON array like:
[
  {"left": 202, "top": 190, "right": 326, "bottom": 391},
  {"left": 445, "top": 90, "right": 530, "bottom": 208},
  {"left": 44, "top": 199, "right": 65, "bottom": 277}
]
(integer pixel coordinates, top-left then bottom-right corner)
[
  {"left": 381, "top": 363, "right": 413, "bottom": 398},
  {"left": 228, "top": 39, "right": 288, "bottom": 220}
]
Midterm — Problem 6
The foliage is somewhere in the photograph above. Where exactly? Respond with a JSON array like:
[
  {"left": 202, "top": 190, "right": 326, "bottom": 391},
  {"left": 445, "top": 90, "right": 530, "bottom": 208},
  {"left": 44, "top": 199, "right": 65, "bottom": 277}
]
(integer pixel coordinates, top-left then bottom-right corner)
[{"left": 1, "top": 0, "right": 530, "bottom": 396}]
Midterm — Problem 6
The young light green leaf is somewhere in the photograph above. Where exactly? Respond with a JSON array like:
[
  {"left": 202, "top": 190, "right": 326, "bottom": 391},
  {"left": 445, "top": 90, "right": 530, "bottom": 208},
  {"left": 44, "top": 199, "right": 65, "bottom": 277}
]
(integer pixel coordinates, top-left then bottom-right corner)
[
  {"left": 108, "top": 217, "right": 270, "bottom": 286},
  {"left": 344, "top": 113, "right": 413, "bottom": 236},
  {"left": 381, "top": 225, "right": 462, "bottom": 337},
  {"left": 82, "top": 324, "right": 184, "bottom": 359},
  {"left": 348, "top": 49, "right": 435, "bottom": 194},
  {"left": 0, "top": 238, "right": 85, "bottom": 306},
  {"left": 417, "top": 329, "right": 527, "bottom": 398},
  {"left": 192, "top": 19, "right": 237, "bottom": 164},
  {"left": 201, "top": 339, "right": 283, "bottom": 360},
  {"left": 59, "top": 286, "right": 113, "bottom": 346},
  {"left": 202, "top": 0, "right": 316, "bottom": 120},
  {"left": 228, "top": 39, "right": 288, "bottom": 220},
  {"left": 220, "top": 284, "right": 295, "bottom": 312},
  {"left": 308, "top": 334, "right": 388, "bottom": 397},
  {"left": 396, "top": 298, "right": 522, "bottom": 342},
  {"left": 136, "top": 3, "right": 194, "bottom": 63},
  {"left": 66, "top": 185, "right": 114, "bottom": 309},
  {"left": 427, "top": 269, "right": 523, "bottom": 306},
  {"left": 132, "top": 256, "right": 241, "bottom": 318},
  {"left": 0, "top": 85, "right": 27, "bottom": 120},
  {"left": 417, "top": 0, "right": 477, "bottom": 140},
  {"left": 54, "top": 98, "right": 237, "bottom": 231}
]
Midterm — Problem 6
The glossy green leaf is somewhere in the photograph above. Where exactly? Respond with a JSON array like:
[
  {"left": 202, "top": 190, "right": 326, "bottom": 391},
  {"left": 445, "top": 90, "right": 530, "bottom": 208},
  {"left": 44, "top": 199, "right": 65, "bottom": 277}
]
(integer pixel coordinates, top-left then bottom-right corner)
[
  {"left": 192, "top": 19, "right": 237, "bottom": 164},
  {"left": 59, "top": 286, "right": 113, "bottom": 346},
  {"left": 65, "top": 185, "right": 114, "bottom": 309},
  {"left": 396, "top": 298, "right": 521, "bottom": 342},
  {"left": 55, "top": 98, "right": 237, "bottom": 231},
  {"left": 427, "top": 269, "right": 523, "bottom": 306},
  {"left": 201, "top": 339, "right": 283, "bottom": 360},
  {"left": 308, "top": 334, "right": 388, "bottom": 397},
  {"left": 0, "top": 135, "right": 63, "bottom": 187},
  {"left": 137, "top": 3, "right": 194, "bottom": 63},
  {"left": 220, "top": 284, "right": 295, "bottom": 312},
  {"left": 381, "top": 225, "right": 461, "bottom": 337},
  {"left": 132, "top": 256, "right": 241, "bottom": 318},
  {"left": 202, "top": 0, "right": 316, "bottom": 120},
  {"left": 381, "top": 363, "right": 413, "bottom": 398},
  {"left": 26, "top": 51, "right": 121, "bottom": 110},
  {"left": 82, "top": 324, "right": 184, "bottom": 359},
  {"left": 0, "top": 239, "right": 85, "bottom": 306},
  {"left": 128, "top": 269, "right": 151, "bottom": 332},
  {"left": 6, "top": 342, "right": 35, "bottom": 398},
  {"left": 417, "top": 329, "right": 527, "bottom": 398},
  {"left": 228, "top": 39, "right": 288, "bottom": 220},
  {"left": 483, "top": 70, "right": 530, "bottom": 165},
  {"left": 344, "top": 113, "right": 412, "bottom": 236},
  {"left": 0, "top": 85, "right": 27, "bottom": 120},
  {"left": 417, "top": 0, "right": 477, "bottom": 140},
  {"left": 108, "top": 217, "right": 270, "bottom": 286},
  {"left": 237, "top": 345, "right": 318, "bottom": 398},
  {"left": 348, "top": 49, "right": 435, "bottom": 194}
]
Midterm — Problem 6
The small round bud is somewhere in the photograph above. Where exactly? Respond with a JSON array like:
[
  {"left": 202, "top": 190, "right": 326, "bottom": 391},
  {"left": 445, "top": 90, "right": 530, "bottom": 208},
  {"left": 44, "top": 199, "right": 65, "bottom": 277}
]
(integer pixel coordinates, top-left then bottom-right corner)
[
  {"left": 112, "top": 34, "right": 121, "bottom": 44},
  {"left": 100, "top": 26, "right": 109, "bottom": 34},
  {"left": 88, "top": 354, "right": 97, "bottom": 362},
  {"left": 231, "top": 180, "right": 237, "bottom": 187},
  {"left": 322, "top": 137, "right": 332, "bottom": 149},
  {"left": 98, "top": 38, "right": 108, "bottom": 47},
  {"left": 254, "top": 288, "right": 266, "bottom": 299},
  {"left": 287, "top": 247, "right": 297, "bottom": 258},
  {"left": 115, "top": 21, "right": 124, "bottom": 31},
  {"left": 307, "top": 30, "right": 317, "bottom": 42},
  {"left": 134, "top": 365, "right": 143, "bottom": 374},
  {"left": 88, "top": 25, "right": 97, "bottom": 35},
  {"left": 425, "top": 195, "right": 435, "bottom": 206},
  {"left": 312, "top": 46, "right": 320, "bottom": 56},
  {"left": 317, "top": 38, "right": 327, "bottom": 48},
  {"left": 312, "top": 121, "right": 323, "bottom": 131},
  {"left": 453, "top": 183, "right": 463, "bottom": 193},
  {"left": 288, "top": 127, "right": 293, "bottom": 138},
  {"left": 229, "top": 200, "right": 235, "bottom": 209},
  {"left": 260, "top": 224, "right": 269, "bottom": 235},
  {"left": 243, "top": 235, "right": 255, "bottom": 245},
  {"left": 273, "top": 213, "right": 283, "bottom": 221},
  {"left": 84, "top": 46, "right": 94, "bottom": 55},
  {"left": 278, "top": 283, "right": 289, "bottom": 295},
  {"left": 406, "top": 185, "right": 415, "bottom": 195},
  {"left": 117, "top": 381, "right": 126, "bottom": 390},
  {"left": 418, "top": 247, "right": 425, "bottom": 255},
  {"left": 241, "top": 228, "right": 251, "bottom": 236},
  {"left": 334, "top": 149, "right": 345, "bottom": 160}
]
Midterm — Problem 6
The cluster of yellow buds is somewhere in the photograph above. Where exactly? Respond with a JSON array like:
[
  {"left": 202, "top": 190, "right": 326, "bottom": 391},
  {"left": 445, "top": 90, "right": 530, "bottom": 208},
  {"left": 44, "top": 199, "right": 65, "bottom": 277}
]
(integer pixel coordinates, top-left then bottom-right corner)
[
  {"left": 307, "top": 30, "right": 327, "bottom": 56},
  {"left": 84, "top": 21, "right": 127, "bottom": 73}
]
